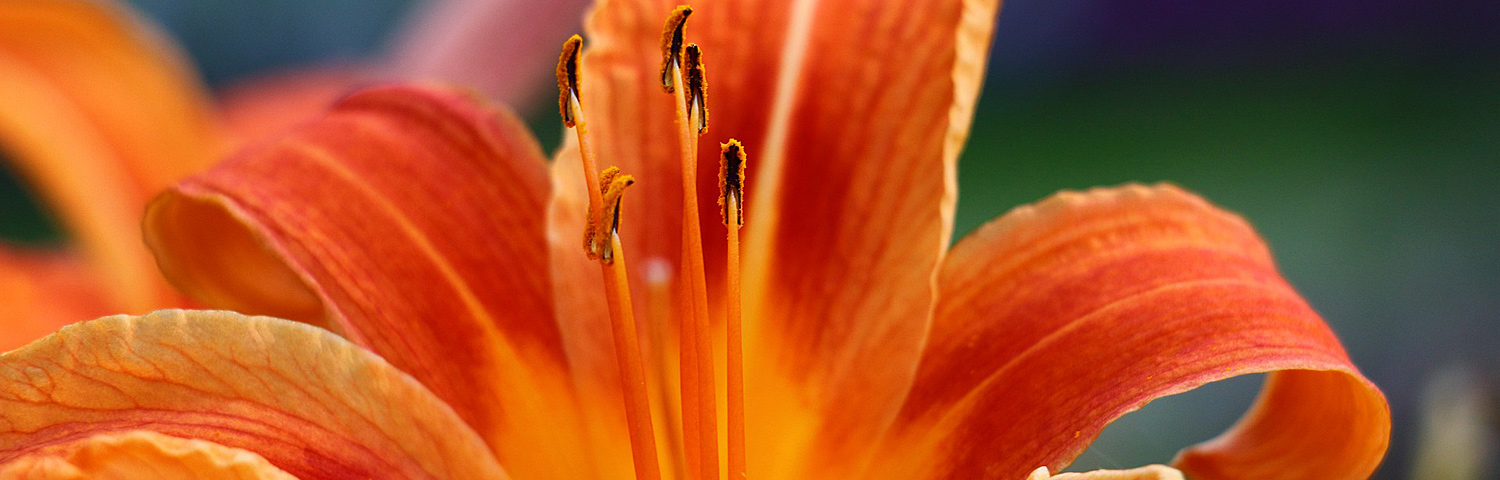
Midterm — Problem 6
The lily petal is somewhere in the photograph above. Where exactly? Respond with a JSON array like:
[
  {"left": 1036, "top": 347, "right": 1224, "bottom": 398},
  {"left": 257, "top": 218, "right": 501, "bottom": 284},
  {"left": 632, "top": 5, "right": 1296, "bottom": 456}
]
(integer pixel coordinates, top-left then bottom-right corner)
[
  {"left": 0, "top": 430, "right": 296, "bottom": 479},
  {"left": 144, "top": 85, "right": 592, "bottom": 478},
  {"left": 0, "top": 310, "right": 507, "bottom": 479},
  {"left": 878, "top": 184, "right": 1389, "bottom": 479},
  {"left": 560, "top": 0, "right": 1000, "bottom": 474},
  {"left": 0, "top": 249, "right": 112, "bottom": 352},
  {"left": 0, "top": 0, "right": 223, "bottom": 312}
]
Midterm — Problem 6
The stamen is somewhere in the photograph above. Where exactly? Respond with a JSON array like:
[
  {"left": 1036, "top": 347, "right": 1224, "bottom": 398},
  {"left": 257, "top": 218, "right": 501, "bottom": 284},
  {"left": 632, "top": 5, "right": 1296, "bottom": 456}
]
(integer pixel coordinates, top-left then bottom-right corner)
[
  {"left": 661, "top": 7, "right": 719, "bottom": 480},
  {"left": 659, "top": 5, "right": 692, "bottom": 93},
  {"left": 557, "top": 35, "right": 604, "bottom": 259},
  {"left": 720, "top": 140, "right": 748, "bottom": 480},
  {"left": 559, "top": 38, "right": 661, "bottom": 480},
  {"left": 683, "top": 44, "right": 709, "bottom": 135},
  {"left": 594, "top": 171, "right": 662, "bottom": 480}
]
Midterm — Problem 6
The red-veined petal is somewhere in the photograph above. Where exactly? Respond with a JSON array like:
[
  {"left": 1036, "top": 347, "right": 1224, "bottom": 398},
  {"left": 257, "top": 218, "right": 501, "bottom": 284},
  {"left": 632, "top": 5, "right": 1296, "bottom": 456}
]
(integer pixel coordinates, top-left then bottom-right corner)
[
  {"left": 875, "top": 184, "right": 1389, "bottom": 480},
  {"left": 144, "top": 85, "right": 594, "bottom": 479},
  {"left": 0, "top": 310, "right": 507, "bottom": 479}
]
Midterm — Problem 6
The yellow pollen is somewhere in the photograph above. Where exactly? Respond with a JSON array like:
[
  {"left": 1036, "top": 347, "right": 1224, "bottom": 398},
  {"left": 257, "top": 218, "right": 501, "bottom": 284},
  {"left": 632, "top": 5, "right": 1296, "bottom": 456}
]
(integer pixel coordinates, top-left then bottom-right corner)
[
  {"left": 556, "top": 35, "right": 583, "bottom": 128},
  {"left": 597, "top": 171, "right": 635, "bottom": 264},
  {"left": 659, "top": 5, "right": 692, "bottom": 93},
  {"left": 719, "top": 140, "right": 746, "bottom": 226},
  {"left": 683, "top": 44, "right": 708, "bottom": 135}
]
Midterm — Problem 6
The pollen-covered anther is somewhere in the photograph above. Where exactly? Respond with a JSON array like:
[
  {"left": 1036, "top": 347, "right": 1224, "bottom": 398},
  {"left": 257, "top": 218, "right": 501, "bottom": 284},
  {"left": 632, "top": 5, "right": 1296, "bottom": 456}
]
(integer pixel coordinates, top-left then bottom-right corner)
[
  {"left": 719, "top": 139, "right": 746, "bottom": 226},
  {"left": 684, "top": 43, "right": 709, "bottom": 135},
  {"left": 596, "top": 168, "right": 636, "bottom": 264},
  {"left": 556, "top": 34, "right": 583, "bottom": 127},
  {"left": 659, "top": 5, "right": 692, "bottom": 93},
  {"left": 582, "top": 166, "right": 624, "bottom": 260}
]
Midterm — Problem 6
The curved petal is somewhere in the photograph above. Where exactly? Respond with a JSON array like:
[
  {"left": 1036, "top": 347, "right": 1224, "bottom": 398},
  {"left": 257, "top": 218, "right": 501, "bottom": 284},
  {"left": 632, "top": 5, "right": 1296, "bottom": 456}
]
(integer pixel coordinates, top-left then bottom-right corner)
[
  {"left": 0, "top": 0, "right": 223, "bottom": 311},
  {"left": 143, "top": 85, "right": 593, "bottom": 479},
  {"left": 0, "top": 248, "right": 113, "bottom": 352},
  {"left": 0, "top": 430, "right": 296, "bottom": 479},
  {"left": 557, "top": 0, "right": 1001, "bottom": 474},
  {"left": 0, "top": 310, "right": 507, "bottom": 479},
  {"left": 874, "top": 185, "right": 1389, "bottom": 480}
]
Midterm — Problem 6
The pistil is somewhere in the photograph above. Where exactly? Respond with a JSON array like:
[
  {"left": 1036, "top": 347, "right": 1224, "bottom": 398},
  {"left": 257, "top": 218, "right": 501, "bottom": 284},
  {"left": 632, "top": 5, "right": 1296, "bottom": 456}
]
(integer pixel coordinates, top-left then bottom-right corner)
[
  {"left": 560, "top": 36, "right": 662, "bottom": 480},
  {"left": 661, "top": 7, "right": 720, "bottom": 480}
]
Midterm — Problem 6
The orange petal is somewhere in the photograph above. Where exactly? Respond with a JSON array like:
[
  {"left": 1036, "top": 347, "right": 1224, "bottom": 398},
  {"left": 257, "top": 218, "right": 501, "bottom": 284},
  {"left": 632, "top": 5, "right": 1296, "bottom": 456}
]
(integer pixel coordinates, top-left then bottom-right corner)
[
  {"left": 144, "top": 85, "right": 592, "bottom": 479},
  {"left": 561, "top": 0, "right": 1002, "bottom": 474},
  {"left": 0, "top": 310, "right": 507, "bottom": 479},
  {"left": 0, "top": 248, "right": 113, "bottom": 352},
  {"left": 875, "top": 185, "right": 1389, "bottom": 479},
  {"left": 0, "top": 430, "right": 296, "bottom": 479},
  {"left": 0, "top": 0, "right": 223, "bottom": 311}
]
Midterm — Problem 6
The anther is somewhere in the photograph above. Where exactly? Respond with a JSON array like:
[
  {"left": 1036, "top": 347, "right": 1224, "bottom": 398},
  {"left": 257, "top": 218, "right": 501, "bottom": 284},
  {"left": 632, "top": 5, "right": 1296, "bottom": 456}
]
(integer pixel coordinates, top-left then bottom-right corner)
[
  {"left": 556, "top": 35, "right": 583, "bottom": 127},
  {"left": 596, "top": 169, "right": 635, "bottom": 265},
  {"left": 684, "top": 44, "right": 709, "bottom": 135},
  {"left": 582, "top": 166, "right": 623, "bottom": 260},
  {"left": 659, "top": 5, "right": 692, "bottom": 93},
  {"left": 719, "top": 139, "right": 746, "bottom": 225}
]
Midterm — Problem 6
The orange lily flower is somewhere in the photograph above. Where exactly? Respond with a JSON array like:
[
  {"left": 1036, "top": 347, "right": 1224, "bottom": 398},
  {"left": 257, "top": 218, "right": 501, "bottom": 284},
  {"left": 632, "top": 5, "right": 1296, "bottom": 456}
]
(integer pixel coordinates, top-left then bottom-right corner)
[{"left": 0, "top": 0, "right": 1389, "bottom": 479}]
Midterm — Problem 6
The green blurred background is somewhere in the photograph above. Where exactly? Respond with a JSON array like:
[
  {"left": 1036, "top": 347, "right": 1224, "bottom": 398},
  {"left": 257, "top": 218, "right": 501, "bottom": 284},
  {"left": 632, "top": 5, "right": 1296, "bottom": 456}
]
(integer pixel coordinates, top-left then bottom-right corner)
[{"left": 2, "top": 0, "right": 1495, "bottom": 478}]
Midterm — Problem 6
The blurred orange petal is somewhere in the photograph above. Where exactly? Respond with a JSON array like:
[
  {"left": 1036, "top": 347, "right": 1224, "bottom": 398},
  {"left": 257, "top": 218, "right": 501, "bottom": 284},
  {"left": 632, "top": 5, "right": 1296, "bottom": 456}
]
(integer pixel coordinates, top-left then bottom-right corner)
[
  {"left": 217, "top": 67, "right": 364, "bottom": 147},
  {"left": 876, "top": 184, "right": 1389, "bottom": 479},
  {"left": 0, "top": 0, "right": 223, "bottom": 312},
  {"left": 0, "top": 248, "right": 112, "bottom": 352},
  {"left": 144, "top": 85, "right": 592, "bottom": 478},
  {"left": 0, "top": 430, "right": 296, "bottom": 480},
  {"left": 385, "top": 0, "right": 593, "bottom": 109},
  {"left": 0, "top": 310, "right": 507, "bottom": 479}
]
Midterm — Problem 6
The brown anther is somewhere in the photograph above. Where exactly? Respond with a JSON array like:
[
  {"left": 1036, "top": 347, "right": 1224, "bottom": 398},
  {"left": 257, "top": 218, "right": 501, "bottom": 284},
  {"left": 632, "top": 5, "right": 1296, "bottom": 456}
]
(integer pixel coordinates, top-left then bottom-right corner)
[
  {"left": 659, "top": 5, "right": 692, "bottom": 93},
  {"left": 583, "top": 166, "right": 624, "bottom": 260},
  {"left": 557, "top": 35, "right": 583, "bottom": 127},
  {"left": 597, "top": 170, "right": 636, "bottom": 264},
  {"left": 683, "top": 43, "right": 708, "bottom": 135},
  {"left": 719, "top": 139, "right": 746, "bottom": 225}
]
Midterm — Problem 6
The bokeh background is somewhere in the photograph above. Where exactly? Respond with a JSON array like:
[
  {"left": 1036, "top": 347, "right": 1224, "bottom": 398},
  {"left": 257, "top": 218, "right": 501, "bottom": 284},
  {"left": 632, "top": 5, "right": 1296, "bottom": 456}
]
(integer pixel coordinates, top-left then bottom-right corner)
[{"left": 2, "top": 1, "right": 1496, "bottom": 478}]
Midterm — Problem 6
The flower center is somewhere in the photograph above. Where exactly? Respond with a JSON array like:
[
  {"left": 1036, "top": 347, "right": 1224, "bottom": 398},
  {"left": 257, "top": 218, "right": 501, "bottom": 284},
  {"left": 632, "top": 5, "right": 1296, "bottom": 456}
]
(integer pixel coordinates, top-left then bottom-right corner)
[{"left": 557, "top": 6, "right": 748, "bottom": 480}]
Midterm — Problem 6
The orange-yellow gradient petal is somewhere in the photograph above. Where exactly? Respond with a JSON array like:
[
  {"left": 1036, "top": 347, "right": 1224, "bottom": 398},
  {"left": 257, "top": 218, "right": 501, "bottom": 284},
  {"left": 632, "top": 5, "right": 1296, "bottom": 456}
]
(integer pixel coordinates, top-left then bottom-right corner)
[
  {"left": 552, "top": 0, "right": 1001, "bottom": 476},
  {"left": 0, "top": 0, "right": 223, "bottom": 312},
  {"left": 0, "top": 430, "right": 296, "bottom": 479},
  {"left": 0, "top": 310, "right": 508, "bottom": 479},
  {"left": 874, "top": 185, "right": 1389, "bottom": 480},
  {"left": 144, "top": 85, "right": 592, "bottom": 479},
  {"left": 0, "top": 249, "right": 112, "bottom": 352}
]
